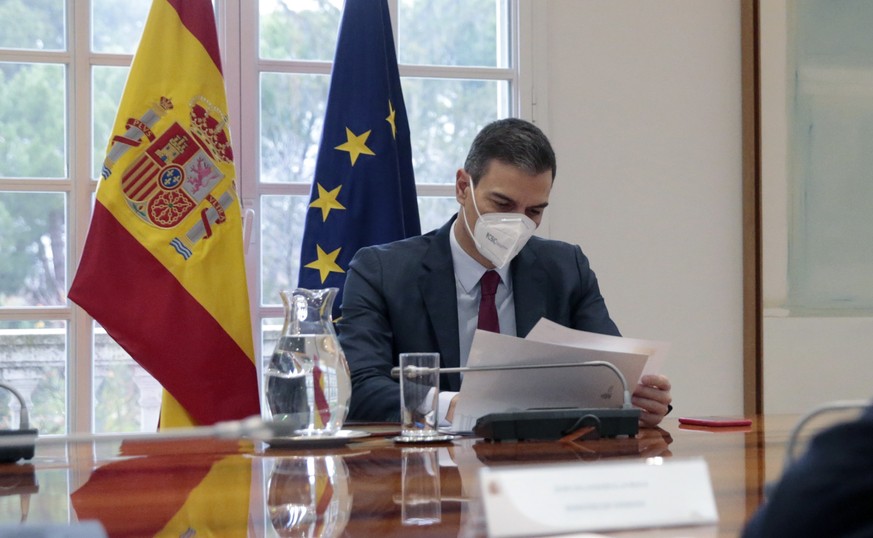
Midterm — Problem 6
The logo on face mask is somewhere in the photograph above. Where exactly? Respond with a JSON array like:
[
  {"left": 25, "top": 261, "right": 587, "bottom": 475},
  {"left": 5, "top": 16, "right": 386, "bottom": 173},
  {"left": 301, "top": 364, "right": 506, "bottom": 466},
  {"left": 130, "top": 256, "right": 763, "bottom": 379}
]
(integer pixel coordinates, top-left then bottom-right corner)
[
  {"left": 485, "top": 231, "right": 505, "bottom": 247},
  {"left": 462, "top": 179, "right": 536, "bottom": 269}
]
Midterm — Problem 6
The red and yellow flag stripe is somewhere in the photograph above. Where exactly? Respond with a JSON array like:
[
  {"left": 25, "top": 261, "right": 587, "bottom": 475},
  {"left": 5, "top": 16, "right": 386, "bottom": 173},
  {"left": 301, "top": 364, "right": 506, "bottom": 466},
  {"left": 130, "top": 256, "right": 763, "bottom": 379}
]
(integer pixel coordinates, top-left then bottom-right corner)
[{"left": 69, "top": 0, "right": 259, "bottom": 427}]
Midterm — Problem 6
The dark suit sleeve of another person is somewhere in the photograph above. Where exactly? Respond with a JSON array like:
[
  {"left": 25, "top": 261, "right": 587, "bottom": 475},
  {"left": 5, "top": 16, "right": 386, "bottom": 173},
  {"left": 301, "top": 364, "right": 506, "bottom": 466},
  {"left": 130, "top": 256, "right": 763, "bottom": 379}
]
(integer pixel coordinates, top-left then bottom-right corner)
[{"left": 742, "top": 405, "right": 873, "bottom": 538}]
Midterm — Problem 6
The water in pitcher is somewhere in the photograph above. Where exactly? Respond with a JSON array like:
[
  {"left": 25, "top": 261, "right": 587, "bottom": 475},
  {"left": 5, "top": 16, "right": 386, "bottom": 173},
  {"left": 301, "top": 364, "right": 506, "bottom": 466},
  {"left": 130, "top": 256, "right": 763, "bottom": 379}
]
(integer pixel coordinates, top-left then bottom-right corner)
[
  {"left": 265, "top": 334, "right": 351, "bottom": 436},
  {"left": 265, "top": 335, "right": 351, "bottom": 435}
]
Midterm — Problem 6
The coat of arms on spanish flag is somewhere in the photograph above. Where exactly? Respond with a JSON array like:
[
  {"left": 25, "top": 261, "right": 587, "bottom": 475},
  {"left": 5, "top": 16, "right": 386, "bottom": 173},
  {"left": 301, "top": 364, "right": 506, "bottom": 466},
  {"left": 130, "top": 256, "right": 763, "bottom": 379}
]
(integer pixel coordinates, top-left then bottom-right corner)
[{"left": 69, "top": 0, "right": 259, "bottom": 428}]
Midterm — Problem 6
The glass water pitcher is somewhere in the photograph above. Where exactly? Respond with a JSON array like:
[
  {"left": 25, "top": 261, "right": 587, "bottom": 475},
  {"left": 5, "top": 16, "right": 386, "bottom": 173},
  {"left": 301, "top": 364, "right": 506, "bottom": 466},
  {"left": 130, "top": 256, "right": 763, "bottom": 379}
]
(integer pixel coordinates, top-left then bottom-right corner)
[{"left": 264, "top": 288, "right": 351, "bottom": 437}]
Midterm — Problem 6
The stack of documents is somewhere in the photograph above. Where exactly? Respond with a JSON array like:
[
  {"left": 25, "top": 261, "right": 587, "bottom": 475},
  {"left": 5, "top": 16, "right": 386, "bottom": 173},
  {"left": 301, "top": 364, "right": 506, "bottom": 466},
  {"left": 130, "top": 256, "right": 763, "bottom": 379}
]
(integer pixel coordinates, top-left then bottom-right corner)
[{"left": 451, "top": 319, "right": 669, "bottom": 432}]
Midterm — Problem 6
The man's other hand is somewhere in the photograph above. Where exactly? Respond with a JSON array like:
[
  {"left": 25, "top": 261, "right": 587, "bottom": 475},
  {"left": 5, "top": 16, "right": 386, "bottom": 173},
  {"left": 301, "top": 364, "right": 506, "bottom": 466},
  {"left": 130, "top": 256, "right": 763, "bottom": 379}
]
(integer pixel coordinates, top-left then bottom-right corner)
[{"left": 632, "top": 374, "right": 672, "bottom": 427}]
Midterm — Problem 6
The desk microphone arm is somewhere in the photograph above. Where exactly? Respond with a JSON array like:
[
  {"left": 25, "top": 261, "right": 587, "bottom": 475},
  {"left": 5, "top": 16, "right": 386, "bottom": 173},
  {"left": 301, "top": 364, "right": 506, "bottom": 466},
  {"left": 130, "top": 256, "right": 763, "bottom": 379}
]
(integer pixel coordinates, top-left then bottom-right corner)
[{"left": 390, "top": 360, "right": 635, "bottom": 410}]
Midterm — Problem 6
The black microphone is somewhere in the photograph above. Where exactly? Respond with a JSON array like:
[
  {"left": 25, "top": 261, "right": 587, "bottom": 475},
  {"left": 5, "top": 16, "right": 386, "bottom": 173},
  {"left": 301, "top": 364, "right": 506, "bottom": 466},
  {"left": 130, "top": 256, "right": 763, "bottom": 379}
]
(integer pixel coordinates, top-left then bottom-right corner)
[{"left": 0, "top": 383, "right": 39, "bottom": 463}]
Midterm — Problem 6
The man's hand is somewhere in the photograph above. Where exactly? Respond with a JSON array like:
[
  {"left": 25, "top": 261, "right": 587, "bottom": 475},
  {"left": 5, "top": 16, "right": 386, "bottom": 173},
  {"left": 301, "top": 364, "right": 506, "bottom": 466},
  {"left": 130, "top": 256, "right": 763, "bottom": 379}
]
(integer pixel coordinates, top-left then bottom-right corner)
[
  {"left": 446, "top": 394, "right": 460, "bottom": 422},
  {"left": 632, "top": 374, "right": 672, "bottom": 427}
]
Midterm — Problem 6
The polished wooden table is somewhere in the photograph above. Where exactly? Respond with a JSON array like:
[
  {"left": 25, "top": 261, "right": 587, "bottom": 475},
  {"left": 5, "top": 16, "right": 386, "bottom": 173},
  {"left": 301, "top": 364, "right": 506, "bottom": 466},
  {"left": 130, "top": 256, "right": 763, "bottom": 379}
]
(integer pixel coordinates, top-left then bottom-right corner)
[{"left": 0, "top": 416, "right": 803, "bottom": 536}]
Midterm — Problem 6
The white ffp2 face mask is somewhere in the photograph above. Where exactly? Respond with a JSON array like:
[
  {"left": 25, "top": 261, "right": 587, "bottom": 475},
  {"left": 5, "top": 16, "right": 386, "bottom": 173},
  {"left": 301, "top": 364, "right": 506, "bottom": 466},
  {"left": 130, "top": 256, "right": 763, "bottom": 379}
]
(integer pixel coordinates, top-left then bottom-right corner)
[{"left": 462, "top": 180, "right": 536, "bottom": 269}]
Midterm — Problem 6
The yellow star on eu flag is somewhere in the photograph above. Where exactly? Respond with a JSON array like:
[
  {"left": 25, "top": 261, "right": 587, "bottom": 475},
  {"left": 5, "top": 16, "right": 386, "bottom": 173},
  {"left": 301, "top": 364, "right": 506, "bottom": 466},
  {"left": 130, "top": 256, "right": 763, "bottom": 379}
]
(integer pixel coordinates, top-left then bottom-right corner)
[
  {"left": 304, "top": 245, "right": 345, "bottom": 283},
  {"left": 386, "top": 100, "right": 397, "bottom": 139},
  {"left": 309, "top": 183, "right": 346, "bottom": 221},
  {"left": 335, "top": 127, "right": 375, "bottom": 165}
]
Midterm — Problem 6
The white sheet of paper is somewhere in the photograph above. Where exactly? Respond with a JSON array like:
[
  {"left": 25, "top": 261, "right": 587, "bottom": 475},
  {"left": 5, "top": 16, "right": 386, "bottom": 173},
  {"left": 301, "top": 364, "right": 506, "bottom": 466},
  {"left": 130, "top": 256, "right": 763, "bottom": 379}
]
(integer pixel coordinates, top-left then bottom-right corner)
[
  {"left": 450, "top": 330, "right": 650, "bottom": 432},
  {"left": 525, "top": 318, "right": 671, "bottom": 377},
  {"left": 479, "top": 457, "right": 718, "bottom": 537}
]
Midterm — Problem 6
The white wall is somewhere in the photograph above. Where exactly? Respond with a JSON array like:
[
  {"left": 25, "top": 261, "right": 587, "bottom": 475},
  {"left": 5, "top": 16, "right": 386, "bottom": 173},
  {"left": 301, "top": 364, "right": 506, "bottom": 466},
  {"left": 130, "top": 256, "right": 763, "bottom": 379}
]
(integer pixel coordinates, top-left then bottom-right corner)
[{"left": 531, "top": 1, "right": 744, "bottom": 415}]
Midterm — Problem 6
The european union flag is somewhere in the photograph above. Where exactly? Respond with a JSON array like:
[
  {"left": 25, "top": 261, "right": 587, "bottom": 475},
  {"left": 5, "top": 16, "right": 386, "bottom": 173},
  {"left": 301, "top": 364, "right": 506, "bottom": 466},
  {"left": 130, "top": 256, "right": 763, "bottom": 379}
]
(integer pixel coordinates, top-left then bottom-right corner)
[{"left": 298, "top": 0, "right": 420, "bottom": 319}]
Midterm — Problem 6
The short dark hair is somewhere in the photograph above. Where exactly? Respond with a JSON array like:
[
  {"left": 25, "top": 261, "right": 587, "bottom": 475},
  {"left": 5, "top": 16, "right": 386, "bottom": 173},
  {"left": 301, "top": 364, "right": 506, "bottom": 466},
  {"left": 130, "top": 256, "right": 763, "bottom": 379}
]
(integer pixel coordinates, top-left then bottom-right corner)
[{"left": 463, "top": 118, "right": 557, "bottom": 184}]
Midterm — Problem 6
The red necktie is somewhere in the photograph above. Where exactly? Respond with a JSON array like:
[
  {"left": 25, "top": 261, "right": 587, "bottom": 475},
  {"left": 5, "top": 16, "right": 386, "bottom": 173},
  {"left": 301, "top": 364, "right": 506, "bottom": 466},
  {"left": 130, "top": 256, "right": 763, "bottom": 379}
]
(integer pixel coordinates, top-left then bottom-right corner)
[{"left": 477, "top": 270, "right": 501, "bottom": 333}]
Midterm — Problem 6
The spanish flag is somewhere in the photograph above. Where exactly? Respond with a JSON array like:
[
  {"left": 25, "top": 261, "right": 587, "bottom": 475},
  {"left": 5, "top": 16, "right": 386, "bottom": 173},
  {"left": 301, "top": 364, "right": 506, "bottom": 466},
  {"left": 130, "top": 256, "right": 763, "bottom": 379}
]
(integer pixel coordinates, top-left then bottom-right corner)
[{"left": 69, "top": 0, "right": 259, "bottom": 427}]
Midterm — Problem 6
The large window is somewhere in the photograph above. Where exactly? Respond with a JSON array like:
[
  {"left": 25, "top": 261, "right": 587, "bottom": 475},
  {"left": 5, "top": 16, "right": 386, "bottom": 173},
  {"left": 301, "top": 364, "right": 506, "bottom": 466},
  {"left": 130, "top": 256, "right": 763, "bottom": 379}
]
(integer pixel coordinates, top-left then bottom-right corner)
[
  {"left": 785, "top": 1, "right": 873, "bottom": 312},
  {"left": 0, "top": 0, "right": 518, "bottom": 435}
]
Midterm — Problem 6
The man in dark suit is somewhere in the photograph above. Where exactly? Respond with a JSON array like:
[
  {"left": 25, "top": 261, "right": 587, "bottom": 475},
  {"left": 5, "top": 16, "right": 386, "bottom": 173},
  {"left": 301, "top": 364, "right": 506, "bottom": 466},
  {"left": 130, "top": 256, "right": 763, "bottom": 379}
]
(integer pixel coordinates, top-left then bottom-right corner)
[
  {"left": 338, "top": 118, "right": 672, "bottom": 426},
  {"left": 743, "top": 404, "right": 873, "bottom": 537}
]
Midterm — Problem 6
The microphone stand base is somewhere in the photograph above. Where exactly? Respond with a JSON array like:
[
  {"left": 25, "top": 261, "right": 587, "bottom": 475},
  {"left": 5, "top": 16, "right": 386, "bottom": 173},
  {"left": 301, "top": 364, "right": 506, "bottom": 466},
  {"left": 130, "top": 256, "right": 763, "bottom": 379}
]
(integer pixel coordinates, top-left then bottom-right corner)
[
  {"left": 473, "top": 408, "right": 640, "bottom": 442},
  {"left": 0, "top": 428, "right": 38, "bottom": 463}
]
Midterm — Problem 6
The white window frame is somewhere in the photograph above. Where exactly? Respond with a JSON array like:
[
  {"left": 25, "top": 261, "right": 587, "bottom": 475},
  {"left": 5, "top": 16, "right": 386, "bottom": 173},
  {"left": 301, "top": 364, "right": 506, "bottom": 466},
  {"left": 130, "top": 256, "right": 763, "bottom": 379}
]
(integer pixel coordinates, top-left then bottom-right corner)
[{"left": 1, "top": 0, "right": 533, "bottom": 435}]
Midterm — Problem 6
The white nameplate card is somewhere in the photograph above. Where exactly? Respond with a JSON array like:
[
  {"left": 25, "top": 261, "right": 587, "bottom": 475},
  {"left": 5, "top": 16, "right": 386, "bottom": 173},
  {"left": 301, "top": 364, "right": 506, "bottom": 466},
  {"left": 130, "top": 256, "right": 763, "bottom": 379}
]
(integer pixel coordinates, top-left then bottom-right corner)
[{"left": 479, "top": 457, "right": 718, "bottom": 537}]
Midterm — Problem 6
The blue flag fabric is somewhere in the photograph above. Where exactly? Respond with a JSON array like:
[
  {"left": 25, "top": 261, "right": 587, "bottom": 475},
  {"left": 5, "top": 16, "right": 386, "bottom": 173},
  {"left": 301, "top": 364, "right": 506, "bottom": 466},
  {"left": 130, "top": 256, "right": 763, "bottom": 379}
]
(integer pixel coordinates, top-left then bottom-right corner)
[{"left": 298, "top": 0, "right": 420, "bottom": 319}]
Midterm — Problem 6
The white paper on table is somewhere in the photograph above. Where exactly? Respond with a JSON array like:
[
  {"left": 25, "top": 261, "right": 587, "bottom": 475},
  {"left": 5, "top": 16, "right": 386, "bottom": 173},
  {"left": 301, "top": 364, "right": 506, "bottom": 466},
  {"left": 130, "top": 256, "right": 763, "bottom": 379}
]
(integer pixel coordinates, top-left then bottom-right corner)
[
  {"left": 525, "top": 318, "right": 670, "bottom": 377},
  {"left": 450, "top": 329, "right": 651, "bottom": 432}
]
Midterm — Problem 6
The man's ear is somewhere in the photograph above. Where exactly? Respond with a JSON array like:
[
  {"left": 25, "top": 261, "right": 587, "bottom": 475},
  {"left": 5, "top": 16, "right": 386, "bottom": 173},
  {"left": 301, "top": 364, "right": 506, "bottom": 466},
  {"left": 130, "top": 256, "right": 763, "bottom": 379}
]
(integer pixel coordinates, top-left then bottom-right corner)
[{"left": 455, "top": 169, "right": 469, "bottom": 203}]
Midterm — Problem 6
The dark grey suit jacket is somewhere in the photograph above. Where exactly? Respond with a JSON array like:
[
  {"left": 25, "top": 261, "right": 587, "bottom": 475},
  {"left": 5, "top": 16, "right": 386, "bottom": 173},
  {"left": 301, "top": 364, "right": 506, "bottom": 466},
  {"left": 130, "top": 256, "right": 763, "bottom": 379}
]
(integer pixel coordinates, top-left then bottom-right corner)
[
  {"left": 338, "top": 216, "right": 620, "bottom": 421},
  {"left": 743, "top": 405, "right": 873, "bottom": 537}
]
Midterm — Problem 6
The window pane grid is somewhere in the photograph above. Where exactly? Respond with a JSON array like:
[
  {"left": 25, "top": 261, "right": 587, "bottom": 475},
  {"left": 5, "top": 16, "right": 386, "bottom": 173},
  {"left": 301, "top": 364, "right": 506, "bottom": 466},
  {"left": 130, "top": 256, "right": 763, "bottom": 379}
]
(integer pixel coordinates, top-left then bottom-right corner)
[
  {"left": 3, "top": 0, "right": 518, "bottom": 436},
  {"left": 1, "top": 0, "right": 76, "bottom": 433}
]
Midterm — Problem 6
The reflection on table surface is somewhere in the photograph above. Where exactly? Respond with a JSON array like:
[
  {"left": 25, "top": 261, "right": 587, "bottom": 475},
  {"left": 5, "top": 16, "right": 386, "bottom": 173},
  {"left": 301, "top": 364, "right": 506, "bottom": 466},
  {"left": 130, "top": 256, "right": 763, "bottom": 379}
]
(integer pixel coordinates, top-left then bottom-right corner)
[{"left": 0, "top": 416, "right": 803, "bottom": 537}]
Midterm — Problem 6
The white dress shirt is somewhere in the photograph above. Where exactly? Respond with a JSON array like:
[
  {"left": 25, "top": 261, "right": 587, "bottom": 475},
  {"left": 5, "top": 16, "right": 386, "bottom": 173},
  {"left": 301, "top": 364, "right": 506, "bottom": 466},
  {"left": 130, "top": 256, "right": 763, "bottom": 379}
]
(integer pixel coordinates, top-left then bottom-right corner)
[{"left": 435, "top": 225, "right": 517, "bottom": 425}]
